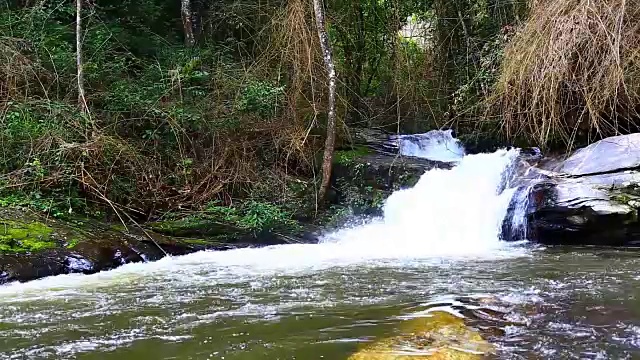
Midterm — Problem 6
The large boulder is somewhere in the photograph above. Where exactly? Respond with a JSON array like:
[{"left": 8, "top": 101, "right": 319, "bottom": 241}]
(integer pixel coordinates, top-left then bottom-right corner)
[
  {"left": 348, "top": 311, "right": 494, "bottom": 360},
  {"left": 525, "top": 134, "right": 640, "bottom": 246},
  {"left": 554, "top": 133, "right": 640, "bottom": 176}
]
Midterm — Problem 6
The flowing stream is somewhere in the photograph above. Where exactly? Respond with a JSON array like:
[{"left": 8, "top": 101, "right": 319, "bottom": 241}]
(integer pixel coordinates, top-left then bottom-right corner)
[{"left": 2, "top": 135, "right": 640, "bottom": 359}]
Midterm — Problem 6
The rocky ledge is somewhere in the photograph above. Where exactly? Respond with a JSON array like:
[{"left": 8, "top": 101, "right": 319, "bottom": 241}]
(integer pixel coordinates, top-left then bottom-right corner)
[
  {"left": 0, "top": 208, "right": 315, "bottom": 285},
  {"left": 329, "top": 128, "right": 457, "bottom": 217},
  {"left": 0, "top": 137, "right": 439, "bottom": 284},
  {"left": 331, "top": 150, "right": 453, "bottom": 216},
  {"left": 524, "top": 134, "right": 640, "bottom": 246}
]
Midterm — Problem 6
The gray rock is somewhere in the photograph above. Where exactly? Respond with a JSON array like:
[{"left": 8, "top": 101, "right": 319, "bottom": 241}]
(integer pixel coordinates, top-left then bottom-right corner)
[
  {"left": 526, "top": 179, "right": 640, "bottom": 246},
  {"left": 558, "top": 133, "right": 640, "bottom": 176},
  {"left": 525, "top": 134, "right": 640, "bottom": 245},
  {"left": 64, "top": 255, "right": 94, "bottom": 273}
]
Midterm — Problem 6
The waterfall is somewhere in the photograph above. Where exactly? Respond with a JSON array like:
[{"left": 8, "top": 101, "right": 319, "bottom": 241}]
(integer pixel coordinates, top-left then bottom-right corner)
[
  {"left": 498, "top": 153, "right": 545, "bottom": 242},
  {"left": 501, "top": 186, "right": 533, "bottom": 242},
  {"left": 0, "top": 132, "right": 531, "bottom": 295},
  {"left": 387, "top": 129, "right": 466, "bottom": 162},
  {"left": 321, "top": 148, "right": 525, "bottom": 258}
]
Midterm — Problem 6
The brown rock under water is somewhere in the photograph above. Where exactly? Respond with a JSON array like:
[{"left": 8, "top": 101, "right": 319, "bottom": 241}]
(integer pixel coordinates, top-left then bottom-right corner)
[{"left": 348, "top": 311, "right": 494, "bottom": 360}]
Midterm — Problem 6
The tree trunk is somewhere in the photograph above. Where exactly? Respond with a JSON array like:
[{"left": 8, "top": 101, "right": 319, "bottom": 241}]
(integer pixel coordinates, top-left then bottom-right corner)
[
  {"left": 181, "top": 0, "right": 196, "bottom": 47},
  {"left": 313, "top": 0, "right": 337, "bottom": 204},
  {"left": 76, "top": 0, "right": 87, "bottom": 114}
]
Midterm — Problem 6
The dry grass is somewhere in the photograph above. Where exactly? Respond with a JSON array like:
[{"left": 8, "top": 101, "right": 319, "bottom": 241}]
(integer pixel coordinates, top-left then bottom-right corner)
[
  {"left": 492, "top": 0, "right": 640, "bottom": 149},
  {"left": 0, "top": 37, "right": 47, "bottom": 102}
]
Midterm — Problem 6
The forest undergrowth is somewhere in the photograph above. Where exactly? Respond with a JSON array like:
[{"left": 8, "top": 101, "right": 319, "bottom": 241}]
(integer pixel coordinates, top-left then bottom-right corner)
[{"left": 1, "top": 0, "right": 638, "bottom": 234}]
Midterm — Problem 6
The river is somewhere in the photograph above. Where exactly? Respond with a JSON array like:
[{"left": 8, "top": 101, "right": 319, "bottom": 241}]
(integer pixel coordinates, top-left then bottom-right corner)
[{"left": 1, "top": 138, "right": 639, "bottom": 359}]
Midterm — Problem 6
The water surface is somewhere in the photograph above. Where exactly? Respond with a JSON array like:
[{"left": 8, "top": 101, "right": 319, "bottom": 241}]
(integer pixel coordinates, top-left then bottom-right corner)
[
  {"left": 1, "top": 246, "right": 640, "bottom": 359},
  {"left": 2, "top": 147, "right": 638, "bottom": 359}
]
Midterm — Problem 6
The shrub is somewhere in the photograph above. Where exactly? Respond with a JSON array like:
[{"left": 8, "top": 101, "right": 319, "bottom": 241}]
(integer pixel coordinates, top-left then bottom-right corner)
[{"left": 492, "top": 0, "right": 640, "bottom": 149}]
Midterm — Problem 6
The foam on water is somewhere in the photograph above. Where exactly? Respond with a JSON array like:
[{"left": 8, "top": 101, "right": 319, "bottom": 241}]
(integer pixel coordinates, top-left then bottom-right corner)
[
  {"left": 390, "top": 129, "right": 466, "bottom": 161},
  {"left": 0, "top": 137, "right": 529, "bottom": 298},
  {"left": 322, "top": 149, "right": 522, "bottom": 254}
]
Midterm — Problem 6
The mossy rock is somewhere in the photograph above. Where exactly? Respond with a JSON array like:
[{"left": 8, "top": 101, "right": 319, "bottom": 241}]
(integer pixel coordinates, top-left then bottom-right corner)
[
  {"left": 0, "top": 220, "right": 55, "bottom": 253},
  {"left": 330, "top": 152, "right": 453, "bottom": 217},
  {"left": 0, "top": 208, "right": 241, "bottom": 284},
  {"left": 0, "top": 201, "right": 318, "bottom": 284},
  {"left": 148, "top": 218, "right": 239, "bottom": 237},
  {"left": 334, "top": 146, "right": 373, "bottom": 166},
  {"left": 0, "top": 208, "right": 84, "bottom": 254},
  {"left": 348, "top": 311, "right": 494, "bottom": 360}
]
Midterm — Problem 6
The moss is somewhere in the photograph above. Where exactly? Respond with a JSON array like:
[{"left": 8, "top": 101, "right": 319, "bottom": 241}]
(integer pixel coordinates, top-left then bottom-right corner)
[
  {"left": 181, "top": 238, "right": 210, "bottom": 245},
  {"left": 611, "top": 193, "right": 631, "bottom": 204},
  {"left": 178, "top": 237, "right": 232, "bottom": 247},
  {"left": 334, "top": 146, "right": 371, "bottom": 166},
  {"left": 396, "top": 171, "right": 421, "bottom": 189},
  {"left": 110, "top": 224, "right": 127, "bottom": 232},
  {"left": 65, "top": 237, "right": 81, "bottom": 248},
  {"left": 611, "top": 188, "right": 640, "bottom": 207},
  {"left": 0, "top": 220, "right": 56, "bottom": 253},
  {"left": 148, "top": 218, "right": 235, "bottom": 237}
]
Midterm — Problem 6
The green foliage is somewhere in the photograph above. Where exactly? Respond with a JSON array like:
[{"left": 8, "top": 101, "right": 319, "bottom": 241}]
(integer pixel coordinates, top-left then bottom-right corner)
[
  {"left": 152, "top": 196, "right": 303, "bottom": 238},
  {"left": 0, "top": 190, "right": 96, "bottom": 219},
  {"left": 334, "top": 146, "right": 371, "bottom": 166},
  {"left": 336, "top": 178, "right": 386, "bottom": 215},
  {"left": 0, "top": 220, "right": 55, "bottom": 253},
  {"left": 322, "top": 205, "right": 352, "bottom": 228},
  {"left": 237, "top": 81, "right": 285, "bottom": 119},
  {"left": 0, "top": 0, "right": 533, "bottom": 225},
  {"left": 205, "top": 200, "right": 302, "bottom": 234},
  {"left": 65, "top": 237, "right": 81, "bottom": 249},
  {"left": 452, "top": 29, "right": 510, "bottom": 113}
]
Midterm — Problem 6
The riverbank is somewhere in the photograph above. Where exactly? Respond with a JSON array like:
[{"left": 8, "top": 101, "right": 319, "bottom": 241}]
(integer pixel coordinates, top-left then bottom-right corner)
[
  {"left": 5, "top": 131, "right": 640, "bottom": 285},
  {"left": 0, "top": 137, "right": 448, "bottom": 284},
  {"left": 0, "top": 206, "right": 311, "bottom": 284}
]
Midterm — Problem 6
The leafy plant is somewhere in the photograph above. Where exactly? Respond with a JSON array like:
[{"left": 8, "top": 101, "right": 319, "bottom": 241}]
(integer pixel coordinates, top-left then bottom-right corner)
[
  {"left": 237, "top": 81, "right": 285, "bottom": 118},
  {"left": 204, "top": 200, "right": 301, "bottom": 235}
]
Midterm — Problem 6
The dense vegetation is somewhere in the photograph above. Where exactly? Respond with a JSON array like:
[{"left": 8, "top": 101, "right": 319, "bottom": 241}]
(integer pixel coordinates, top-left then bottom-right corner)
[{"left": 0, "top": 0, "right": 638, "bottom": 226}]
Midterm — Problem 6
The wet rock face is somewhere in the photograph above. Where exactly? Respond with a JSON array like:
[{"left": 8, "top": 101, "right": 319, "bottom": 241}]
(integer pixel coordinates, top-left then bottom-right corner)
[
  {"left": 526, "top": 181, "right": 640, "bottom": 246},
  {"left": 331, "top": 152, "right": 454, "bottom": 217},
  {"left": 524, "top": 134, "right": 640, "bottom": 246}
]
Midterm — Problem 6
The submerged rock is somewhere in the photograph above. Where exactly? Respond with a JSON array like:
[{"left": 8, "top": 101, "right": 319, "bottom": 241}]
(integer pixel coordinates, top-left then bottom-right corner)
[
  {"left": 525, "top": 134, "right": 640, "bottom": 246},
  {"left": 348, "top": 311, "right": 494, "bottom": 360}
]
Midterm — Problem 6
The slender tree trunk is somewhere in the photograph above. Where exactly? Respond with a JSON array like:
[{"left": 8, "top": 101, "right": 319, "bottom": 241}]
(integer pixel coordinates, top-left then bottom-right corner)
[
  {"left": 76, "top": 0, "right": 87, "bottom": 114},
  {"left": 313, "top": 0, "right": 337, "bottom": 204},
  {"left": 181, "top": 0, "right": 196, "bottom": 47}
]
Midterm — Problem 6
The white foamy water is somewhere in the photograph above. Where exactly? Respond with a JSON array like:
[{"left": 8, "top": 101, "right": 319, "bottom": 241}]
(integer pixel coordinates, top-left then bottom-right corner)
[
  {"left": 0, "top": 141, "right": 529, "bottom": 298},
  {"left": 390, "top": 129, "right": 466, "bottom": 161},
  {"left": 322, "top": 149, "right": 523, "bottom": 256}
]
